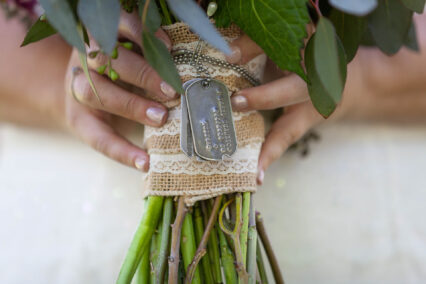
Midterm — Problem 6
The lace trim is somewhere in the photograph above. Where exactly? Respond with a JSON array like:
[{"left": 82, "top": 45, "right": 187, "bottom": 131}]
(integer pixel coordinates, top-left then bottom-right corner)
[{"left": 148, "top": 144, "right": 261, "bottom": 175}]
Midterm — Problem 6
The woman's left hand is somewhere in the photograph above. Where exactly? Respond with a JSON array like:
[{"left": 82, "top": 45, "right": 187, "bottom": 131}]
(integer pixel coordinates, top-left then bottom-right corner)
[{"left": 226, "top": 35, "right": 324, "bottom": 184}]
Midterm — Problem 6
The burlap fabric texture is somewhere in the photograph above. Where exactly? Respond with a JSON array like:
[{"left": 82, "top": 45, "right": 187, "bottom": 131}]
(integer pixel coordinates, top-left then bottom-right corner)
[{"left": 142, "top": 23, "right": 267, "bottom": 205}]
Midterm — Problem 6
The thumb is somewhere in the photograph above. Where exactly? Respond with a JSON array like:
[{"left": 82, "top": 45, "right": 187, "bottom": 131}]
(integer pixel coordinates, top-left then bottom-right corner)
[{"left": 225, "top": 34, "right": 263, "bottom": 65}]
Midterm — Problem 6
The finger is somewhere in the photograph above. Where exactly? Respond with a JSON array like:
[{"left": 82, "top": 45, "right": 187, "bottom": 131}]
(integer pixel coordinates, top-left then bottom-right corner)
[
  {"left": 225, "top": 34, "right": 263, "bottom": 64},
  {"left": 68, "top": 111, "right": 149, "bottom": 171},
  {"left": 118, "top": 10, "right": 171, "bottom": 50},
  {"left": 231, "top": 74, "right": 309, "bottom": 111},
  {"left": 87, "top": 44, "right": 177, "bottom": 100},
  {"left": 257, "top": 102, "right": 323, "bottom": 184},
  {"left": 72, "top": 70, "right": 168, "bottom": 127}
]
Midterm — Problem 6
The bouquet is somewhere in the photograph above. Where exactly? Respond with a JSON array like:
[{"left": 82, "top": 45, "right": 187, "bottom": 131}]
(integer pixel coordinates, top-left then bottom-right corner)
[{"left": 17, "top": 0, "right": 422, "bottom": 283}]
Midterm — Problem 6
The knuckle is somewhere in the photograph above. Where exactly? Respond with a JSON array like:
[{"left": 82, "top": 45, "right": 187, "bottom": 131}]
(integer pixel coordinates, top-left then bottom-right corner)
[
  {"left": 124, "top": 95, "right": 139, "bottom": 118},
  {"left": 135, "top": 64, "right": 153, "bottom": 87},
  {"left": 92, "top": 135, "right": 109, "bottom": 154}
]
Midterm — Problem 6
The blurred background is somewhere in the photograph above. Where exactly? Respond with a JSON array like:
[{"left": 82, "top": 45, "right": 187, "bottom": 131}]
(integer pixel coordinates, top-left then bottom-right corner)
[{"left": 1, "top": 120, "right": 426, "bottom": 283}]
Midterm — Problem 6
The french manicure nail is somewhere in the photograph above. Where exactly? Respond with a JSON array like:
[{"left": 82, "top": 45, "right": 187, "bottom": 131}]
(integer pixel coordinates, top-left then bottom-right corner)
[
  {"left": 146, "top": 107, "right": 166, "bottom": 124},
  {"left": 135, "top": 157, "right": 147, "bottom": 171},
  {"left": 257, "top": 169, "right": 264, "bottom": 185},
  {"left": 160, "top": 81, "right": 177, "bottom": 98},
  {"left": 231, "top": 95, "right": 248, "bottom": 110},
  {"left": 226, "top": 46, "right": 241, "bottom": 64}
]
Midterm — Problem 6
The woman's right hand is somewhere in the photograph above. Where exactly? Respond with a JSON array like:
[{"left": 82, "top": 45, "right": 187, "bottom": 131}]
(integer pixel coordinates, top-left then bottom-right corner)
[{"left": 64, "top": 10, "right": 176, "bottom": 172}]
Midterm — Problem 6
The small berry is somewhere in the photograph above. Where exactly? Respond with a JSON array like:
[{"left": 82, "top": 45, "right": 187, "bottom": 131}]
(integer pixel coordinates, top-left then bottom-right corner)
[
  {"left": 111, "top": 48, "right": 118, "bottom": 59},
  {"left": 97, "top": 65, "right": 107, "bottom": 75},
  {"left": 109, "top": 69, "right": 119, "bottom": 81},
  {"left": 120, "top": 42, "right": 133, "bottom": 50}
]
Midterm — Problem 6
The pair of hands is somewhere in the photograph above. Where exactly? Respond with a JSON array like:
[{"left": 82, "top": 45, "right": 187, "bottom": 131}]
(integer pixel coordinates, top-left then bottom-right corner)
[{"left": 64, "top": 11, "right": 323, "bottom": 184}]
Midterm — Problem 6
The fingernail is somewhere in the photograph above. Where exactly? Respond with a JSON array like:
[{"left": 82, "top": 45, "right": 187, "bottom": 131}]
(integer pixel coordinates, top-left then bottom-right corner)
[
  {"left": 146, "top": 107, "right": 166, "bottom": 124},
  {"left": 226, "top": 46, "right": 241, "bottom": 64},
  {"left": 135, "top": 157, "right": 147, "bottom": 171},
  {"left": 257, "top": 168, "right": 264, "bottom": 185},
  {"left": 160, "top": 81, "right": 177, "bottom": 98},
  {"left": 231, "top": 95, "right": 248, "bottom": 110}
]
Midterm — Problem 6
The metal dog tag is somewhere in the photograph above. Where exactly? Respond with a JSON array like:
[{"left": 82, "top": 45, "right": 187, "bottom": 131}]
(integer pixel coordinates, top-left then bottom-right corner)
[
  {"left": 180, "top": 79, "right": 201, "bottom": 157},
  {"left": 185, "top": 79, "right": 237, "bottom": 161}
]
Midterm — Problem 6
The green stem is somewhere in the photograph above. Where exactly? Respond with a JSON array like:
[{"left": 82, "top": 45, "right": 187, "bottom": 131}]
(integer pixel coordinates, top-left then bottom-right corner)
[
  {"left": 202, "top": 202, "right": 222, "bottom": 283},
  {"left": 246, "top": 197, "right": 257, "bottom": 284},
  {"left": 240, "top": 192, "right": 251, "bottom": 266},
  {"left": 117, "top": 196, "right": 164, "bottom": 284},
  {"left": 159, "top": 0, "right": 173, "bottom": 25},
  {"left": 181, "top": 210, "right": 201, "bottom": 284},
  {"left": 155, "top": 197, "right": 173, "bottom": 284},
  {"left": 218, "top": 226, "right": 238, "bottom": 284},
  {"left": 190, "top": 205, "right": 214, "bottom": 284},
  {"left": 256, "top": 240, "right": 268, "bottom": 284},
  {"left": 136, "top": 241, "right": 150, "bottom": 284},
  {"left": 150, "top": 228, "right": 159, "bottom": 283}
]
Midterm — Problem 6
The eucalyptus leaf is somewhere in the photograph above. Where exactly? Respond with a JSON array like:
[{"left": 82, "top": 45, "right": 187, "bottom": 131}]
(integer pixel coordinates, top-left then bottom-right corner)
[
  {"left": 329, "top": 0, "right": 377, "bottom": 16},
  {"left": 38, "top": 0, "right": 85, "bottom": 52},
  {"left": 305, "top": 33, "right": 347, "bottom": 118},
  {"left": 78, "top": 0, "right": 120, "bottom": 55},
  {"left": 21, "top": 17, "right": 57, "bottom": 47},
  {"left": 142, "top": 31, "right": 184, "bottom": 94},
  {"left": 139, "top": 0, "right": 162, "bottom": 33},
  {"left": 314, "top": 17, "right": 346, "bottom": 100},
  {"left": 166, "top": 0, "right": 231, "bottom": 55},
  {"left": 401, "top": 0, "right": 425, "bottom": 13},
  {"left": 217, "top": 0, "right": 310, "bottom": 80},
  {"left": 329, "top": 10, "right": 366, "bottom": 62},
  {"left": 404, "top": 21, "right": 419, "bottom": 51},
  {"left": 368, "top": 0, "right": 413, "bottom": 55}
]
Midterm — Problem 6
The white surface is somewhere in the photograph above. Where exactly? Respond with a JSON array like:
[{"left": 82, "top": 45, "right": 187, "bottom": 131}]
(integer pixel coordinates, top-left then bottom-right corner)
[{"left": 1, "top": 122, "right": 426, "bottom": 283}]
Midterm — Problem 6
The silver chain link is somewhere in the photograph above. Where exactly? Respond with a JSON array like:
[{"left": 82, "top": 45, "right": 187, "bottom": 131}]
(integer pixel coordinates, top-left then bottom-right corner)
[{"left": 172, "top": 49, "right": 261, "bottom": 87}]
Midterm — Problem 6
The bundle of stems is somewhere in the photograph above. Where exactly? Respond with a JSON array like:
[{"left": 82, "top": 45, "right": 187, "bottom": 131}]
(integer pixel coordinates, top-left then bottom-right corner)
[{"left": 116, "top": 192, "right": 284, "bottom": 284}]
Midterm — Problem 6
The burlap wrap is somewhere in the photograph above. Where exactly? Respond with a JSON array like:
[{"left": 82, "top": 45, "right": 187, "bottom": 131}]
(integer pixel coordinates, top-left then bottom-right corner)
[{"left": 142, "top": 23, "right": 266, "bottom": 205}]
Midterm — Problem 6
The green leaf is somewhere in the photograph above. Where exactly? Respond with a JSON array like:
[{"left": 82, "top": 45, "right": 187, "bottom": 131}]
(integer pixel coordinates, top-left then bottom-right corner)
[
  {"left": 314, "top": 17, "right": 346, "bottom": 100},
  {"left": 21, "top": 17, "right": 57, "bottom": 47},
  {"left": 404, "top": 21, "right": 419, "bottom": 51},
  {"left": 38, "top": 0, "right": 85, "bottom": 52},
  {"left": 78, "top": 0, "right": 120, "bottom": 55},
  {"left": 218, "top": 0, "right": 310, "bottom": 80},
  {"left": 166, "top": 0, "right": 231, "bottom": 55},
  {"left": 367, "top": 0, "right": 413, "bottom": 55},
  {"left": 401, "top": 0, "right": 425, "bottom": 13},
  {"left": 142, "top": 31, "right": 184, "bottom": 94},
  {"left": 329, "top": 10, "right": 366, "bottom": 62},
  {"left": 138, "top": 0, "right": 162, "bottom": 33},
  {"left": 305, "top": 20, "right": 347, "bottom": 118},
  {"left": 329, "top": 0, "right": 377, "bottom": 16}
]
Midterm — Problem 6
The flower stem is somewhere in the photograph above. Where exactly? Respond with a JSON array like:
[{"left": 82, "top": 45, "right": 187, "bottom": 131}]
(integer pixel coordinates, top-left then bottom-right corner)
[
  {"left": 150, "top": 227, "right": 160, "bottom": 283},
  {"left": 159, "top": 0, "right": 173, "bottom": 25},
  {"left": 136, "top": 241, "right": 150, "bottom": 284},
  {"left": 202, "top": 202, "right": 222, "bottom": 283},
  {"left": 246, "top": 197, "right": 257, "bottom": 284},
  {"left": 168, "top": 198, "right": 187, "bottom": 284},
  {"left": 155, "top": 197, "right": 173, "bottom": 284},
  {"left": 240, "top": 192, "right": 251, "bottom": 266},
  {"left": 256, "top": 212, "right": 284, "bottom": 284},
  {"left": 181, "top": 210, "right": 201, "bottom": 284},
  {"left": 256, "top": 239, "right": 268, "bottom": 284},
  {"left": 117, "top": 196, "right": 164, "bottom": 284},
  {"left": 218, "top": 226, "right": 238, "bottom": 284}
]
